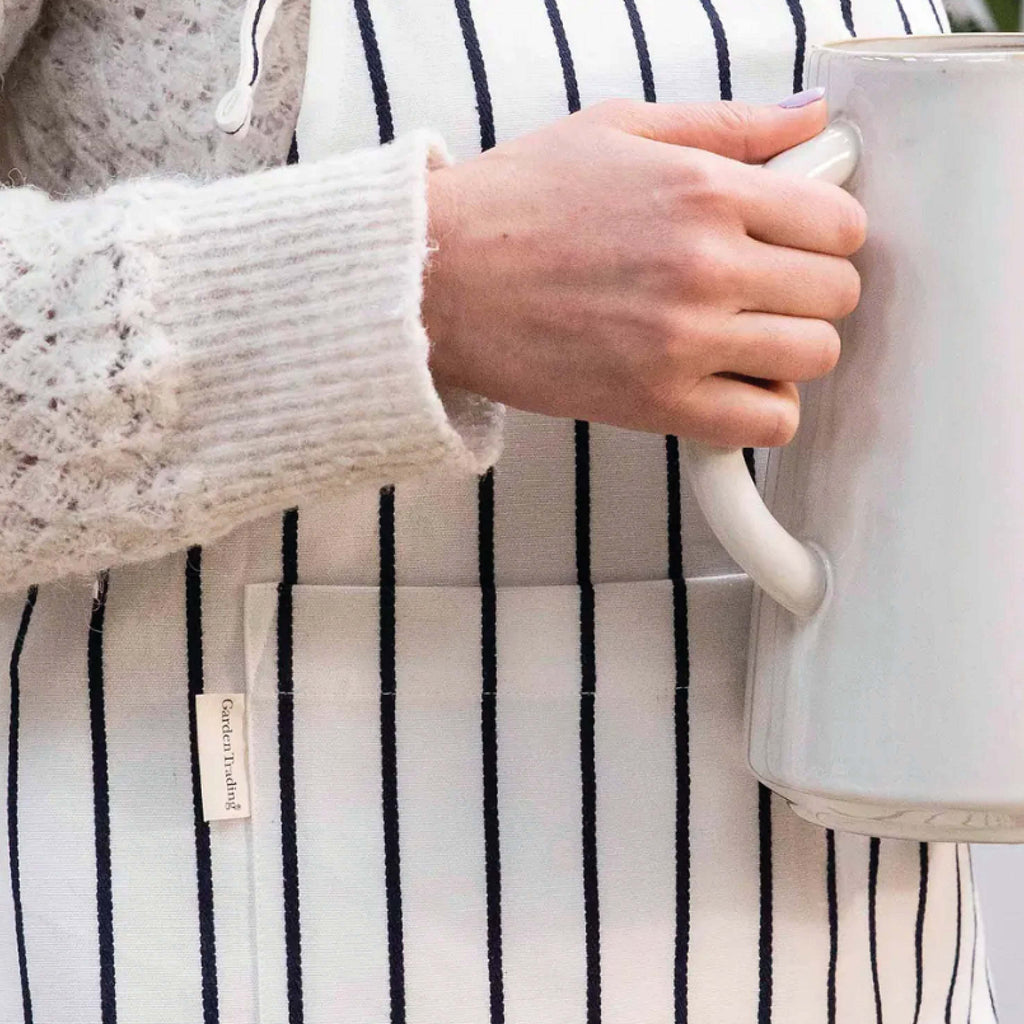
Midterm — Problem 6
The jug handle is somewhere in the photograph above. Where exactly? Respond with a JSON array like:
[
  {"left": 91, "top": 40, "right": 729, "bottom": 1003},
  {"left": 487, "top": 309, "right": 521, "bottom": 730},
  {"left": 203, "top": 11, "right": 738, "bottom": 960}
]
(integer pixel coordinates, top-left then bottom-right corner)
[{"left": 683, "top": 120, "right": 860, "bottom": 618}]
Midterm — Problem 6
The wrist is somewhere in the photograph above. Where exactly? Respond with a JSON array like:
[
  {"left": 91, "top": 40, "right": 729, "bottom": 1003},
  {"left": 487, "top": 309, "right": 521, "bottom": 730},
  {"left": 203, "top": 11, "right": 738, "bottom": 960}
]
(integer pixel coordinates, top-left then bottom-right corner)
[{"left": 422, "top": 165, "right": 462, "bottom": 389}]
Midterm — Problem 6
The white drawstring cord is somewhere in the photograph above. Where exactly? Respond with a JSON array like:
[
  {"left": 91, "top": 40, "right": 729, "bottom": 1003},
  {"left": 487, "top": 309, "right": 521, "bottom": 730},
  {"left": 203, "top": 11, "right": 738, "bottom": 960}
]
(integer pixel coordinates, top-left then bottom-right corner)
[{"left": 215, "top": 0, "right": 287, "bottom": 137}]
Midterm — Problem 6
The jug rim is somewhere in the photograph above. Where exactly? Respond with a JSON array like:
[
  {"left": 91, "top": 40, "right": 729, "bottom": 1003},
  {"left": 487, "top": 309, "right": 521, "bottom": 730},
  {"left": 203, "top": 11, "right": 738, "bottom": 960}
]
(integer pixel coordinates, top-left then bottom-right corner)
[{"left": 817, "top": 32, "right": 1024, "bottom": 58}]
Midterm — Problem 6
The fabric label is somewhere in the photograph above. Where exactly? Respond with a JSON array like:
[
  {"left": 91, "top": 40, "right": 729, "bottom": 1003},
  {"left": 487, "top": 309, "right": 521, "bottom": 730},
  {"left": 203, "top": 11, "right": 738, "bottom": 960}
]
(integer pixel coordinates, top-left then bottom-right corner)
[{"left": 196, "top": 693, "right": 251, "bottom": 821}]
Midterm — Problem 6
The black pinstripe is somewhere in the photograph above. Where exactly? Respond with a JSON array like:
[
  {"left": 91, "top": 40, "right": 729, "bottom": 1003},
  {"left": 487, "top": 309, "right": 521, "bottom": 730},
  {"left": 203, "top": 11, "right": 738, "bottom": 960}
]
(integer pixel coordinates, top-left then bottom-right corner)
[
  {"left": 539, "top": 7, "right": 600, "bottom": 1021},
  {"left": 924, "top": 0, "right": 945, "bottom": 30},
  {"left": 7, "top": 587, "right": 36, "bottom": 1024},
  {"left": 378, "top": 486, "right": 406, "bottom": 1024},
  {"left": 574, "top": 416, "right": 601, "bottom": 1024},
  {"left": 622, "top": 0, "right": 654, "bottom": 102},
  {"left": 271, "top": 134, "right": 305, "bottom": 1024},
  {"left": 782, "top": 0, "right": 807, "bottom": 93},
  {"left": 757, "top": 784, "right": 773, "bottom": 1024},
  {"left": 911, "top": 843, "right": 929, "bottom": 1024},
  {"left": 868, "top": 837, "right": 883, "bottom": 1024},
  {"left": 454, "top": 0, "right": 497, "bottom": 152},
  {"left": 354, "top": 0, "right": 395, "bottom": 146},
  {"left": 350, "top": 7, "right": 405, "bottom": 1019},
  {"left": 544, "top": 0, "right": 581, "bottom": 112},
  {"left": 699, "top": 2, "right": 778, "bottom": 1011},
  {"left": 277, "top": 508, "right": 303, "bottom": 1024},
  {"left": 88, "top": 571, "right": 116, "bottom": 1024},
  {"left": 617, "top": 9, "right": 693, "bottom": 1020},
  {"left": 694, "top": 8, "right": 778, "bottom": 1017},
  {"left": 666, "top": 435, "right": 691, "bottom": 1024},
  {"left": 893, "top": 0, "right": 912, "bottom": 34},
  {"left": 840, "top": 0, "right": 856, "bottom": 35},
  {"left": 944, "top": 846, "right": 963, "bottom": 1024},
  {"left": 185, "top": 548, "right": 219, "bottom": 1024},
  {"left": 451, "top": 3, "right": 506, "bottom": 1019},
  {"left": 478, "top": 469, "right": 505, "bottom": 1024},
  {"left": 826, "top": 830, "right": 838, "bottom": 1024},
  {"left": 698, "top": 0, "right": 732, "bottom": 100}
]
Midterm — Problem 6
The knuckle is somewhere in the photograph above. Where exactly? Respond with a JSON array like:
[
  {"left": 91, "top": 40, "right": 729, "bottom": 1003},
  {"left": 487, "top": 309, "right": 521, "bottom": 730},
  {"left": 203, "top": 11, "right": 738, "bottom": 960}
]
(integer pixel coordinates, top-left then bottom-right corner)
[
  {"left": 710, "top": 102, "right": 758, "bottom": 158},
  {"left": 678, "top": 153, "right": 716, "bottom": 190},
  {"left": 667, "top": 153, "right": 743, "bottom": 223},
  {"left": 675, "top": 234, "right": 737, "bottom": 297},
  {"left": 671, "top": 154, "right": 723, "bottom": 208},
  {"left": 696, "top": 240, "right": 739, "bottom": 296},
  {"left": 586, "top": 97, "right": 640, "bottom": 126},
  {"left": 646, "top": 306, "right": 685, "bottom": 361}
]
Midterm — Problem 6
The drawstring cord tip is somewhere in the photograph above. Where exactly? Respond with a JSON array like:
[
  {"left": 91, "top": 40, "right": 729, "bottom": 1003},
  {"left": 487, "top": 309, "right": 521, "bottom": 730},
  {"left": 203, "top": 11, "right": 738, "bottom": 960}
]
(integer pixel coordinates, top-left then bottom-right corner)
[
  {"left": 215, "top": 85, "right": 254, "bottom": 137},
  {"left": 214, "top": 0, "right": 287, "bottom": 137}
]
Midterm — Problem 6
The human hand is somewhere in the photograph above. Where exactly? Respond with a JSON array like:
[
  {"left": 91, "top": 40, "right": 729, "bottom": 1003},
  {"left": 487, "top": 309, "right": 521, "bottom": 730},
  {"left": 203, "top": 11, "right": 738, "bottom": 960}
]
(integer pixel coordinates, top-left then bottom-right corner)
[{"left": 422, "top": 92, "right": 864, "bottom": 447}]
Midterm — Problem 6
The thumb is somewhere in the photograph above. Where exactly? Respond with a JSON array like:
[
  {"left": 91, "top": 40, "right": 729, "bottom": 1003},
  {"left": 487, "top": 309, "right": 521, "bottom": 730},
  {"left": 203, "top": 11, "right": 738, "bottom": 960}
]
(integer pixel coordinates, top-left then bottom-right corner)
[{"left": 592, "top": 89, "right": 828, "bottom": 164}]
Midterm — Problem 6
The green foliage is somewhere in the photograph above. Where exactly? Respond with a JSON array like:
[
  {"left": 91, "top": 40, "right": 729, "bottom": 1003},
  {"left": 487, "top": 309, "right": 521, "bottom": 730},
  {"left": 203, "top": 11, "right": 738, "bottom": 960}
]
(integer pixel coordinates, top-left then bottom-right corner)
[
  {"left": 950, "top": 0, "right": 1019, "bottom": 30},
  {"left": 984, "top": 0, "right": 1020, "bottom": 29}
]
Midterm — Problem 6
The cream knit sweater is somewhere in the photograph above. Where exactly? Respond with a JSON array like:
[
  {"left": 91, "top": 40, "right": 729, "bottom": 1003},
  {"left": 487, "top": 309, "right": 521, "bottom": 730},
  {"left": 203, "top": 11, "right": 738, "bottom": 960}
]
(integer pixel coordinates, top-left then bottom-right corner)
[{"left": 0, "top": 0, "right": 502, "bottom": 592}]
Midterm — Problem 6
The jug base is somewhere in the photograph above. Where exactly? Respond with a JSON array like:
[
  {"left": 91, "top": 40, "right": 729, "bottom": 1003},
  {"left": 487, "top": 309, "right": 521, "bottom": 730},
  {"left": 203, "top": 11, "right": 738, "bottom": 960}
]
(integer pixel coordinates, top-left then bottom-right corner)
[{"left": 771, "top": 784, "right": 1024, "bottom": 843}]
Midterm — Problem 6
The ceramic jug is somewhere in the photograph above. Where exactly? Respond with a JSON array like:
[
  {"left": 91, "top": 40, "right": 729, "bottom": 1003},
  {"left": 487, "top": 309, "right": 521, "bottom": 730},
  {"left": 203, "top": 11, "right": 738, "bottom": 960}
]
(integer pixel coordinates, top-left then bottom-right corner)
[{"left": 686, "top": 34, "right": 1024, "bottom": 842}]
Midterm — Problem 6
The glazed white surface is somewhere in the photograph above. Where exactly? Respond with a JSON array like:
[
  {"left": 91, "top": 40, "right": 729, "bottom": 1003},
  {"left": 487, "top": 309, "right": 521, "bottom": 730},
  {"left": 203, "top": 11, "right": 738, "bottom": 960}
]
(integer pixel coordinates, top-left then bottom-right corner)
[{"left": 708, "top": 36, "right": 1024, "bottom": 840}]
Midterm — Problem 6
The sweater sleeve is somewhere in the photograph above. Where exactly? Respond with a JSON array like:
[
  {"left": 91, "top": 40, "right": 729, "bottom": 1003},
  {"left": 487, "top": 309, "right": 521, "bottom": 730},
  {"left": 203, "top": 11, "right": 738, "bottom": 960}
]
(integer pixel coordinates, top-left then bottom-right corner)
[{"left": 0, "top": 129, "right": 504, "bottom": 591}]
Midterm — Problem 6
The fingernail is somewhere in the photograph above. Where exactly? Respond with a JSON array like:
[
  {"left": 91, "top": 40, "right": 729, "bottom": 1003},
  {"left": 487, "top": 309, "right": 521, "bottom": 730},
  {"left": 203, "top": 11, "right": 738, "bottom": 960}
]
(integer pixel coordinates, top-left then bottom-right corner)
[{"left": 778, "top": 86, "right": 826, "bottom": 109}]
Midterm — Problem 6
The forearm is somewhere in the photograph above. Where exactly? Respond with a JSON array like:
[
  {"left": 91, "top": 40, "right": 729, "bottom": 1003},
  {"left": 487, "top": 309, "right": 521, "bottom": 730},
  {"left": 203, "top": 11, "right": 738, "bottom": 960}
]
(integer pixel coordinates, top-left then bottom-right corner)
[{"left": 0, "top": 130, "right": 502, "bottom": 591}]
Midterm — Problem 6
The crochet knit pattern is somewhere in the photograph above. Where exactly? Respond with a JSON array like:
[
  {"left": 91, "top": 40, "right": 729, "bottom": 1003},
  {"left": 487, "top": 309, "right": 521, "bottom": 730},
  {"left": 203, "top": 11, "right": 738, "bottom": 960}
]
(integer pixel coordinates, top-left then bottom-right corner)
[{"left": 1, "top": 0, "right": 306, "bottom": 189}]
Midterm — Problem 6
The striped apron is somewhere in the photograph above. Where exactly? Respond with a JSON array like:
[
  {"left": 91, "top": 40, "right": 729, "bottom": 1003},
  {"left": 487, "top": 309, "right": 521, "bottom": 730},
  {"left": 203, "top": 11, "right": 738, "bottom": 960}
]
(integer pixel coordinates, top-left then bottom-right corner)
[{"left": 0, "top": 1, "right": 1003, "bottom": 1023}]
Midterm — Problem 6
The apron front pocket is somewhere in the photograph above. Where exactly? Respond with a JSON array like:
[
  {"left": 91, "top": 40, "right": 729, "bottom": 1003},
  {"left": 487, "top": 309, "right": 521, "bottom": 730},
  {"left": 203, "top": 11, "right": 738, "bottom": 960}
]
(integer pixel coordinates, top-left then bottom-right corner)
[{"left": 242, "top": 576, "right": 754, "bottom": 1024}]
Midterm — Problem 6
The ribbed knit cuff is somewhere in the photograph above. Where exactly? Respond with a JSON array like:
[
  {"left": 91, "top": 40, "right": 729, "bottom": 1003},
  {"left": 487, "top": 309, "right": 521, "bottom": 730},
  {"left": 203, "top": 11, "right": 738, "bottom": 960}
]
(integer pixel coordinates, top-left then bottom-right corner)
[{"left": 137, "top": 130, "right": 503, "bottom": 515}]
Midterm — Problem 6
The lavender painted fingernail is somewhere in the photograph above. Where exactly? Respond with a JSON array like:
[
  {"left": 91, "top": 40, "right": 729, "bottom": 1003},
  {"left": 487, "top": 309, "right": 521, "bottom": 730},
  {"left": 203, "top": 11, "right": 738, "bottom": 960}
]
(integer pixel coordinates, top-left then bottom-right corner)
[{"left": 778, "top": 86, "right": 826, "bottom": 108}]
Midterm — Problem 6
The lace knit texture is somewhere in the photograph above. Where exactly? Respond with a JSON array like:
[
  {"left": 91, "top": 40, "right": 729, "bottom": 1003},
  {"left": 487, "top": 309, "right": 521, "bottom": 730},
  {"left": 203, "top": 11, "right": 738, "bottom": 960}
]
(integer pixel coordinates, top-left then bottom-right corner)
[
  {"left": 1, "top": 0, "right": 308, "bottom": 188},
  {"left": 0, "top": 0, "right": 503, "bottom": 590}
]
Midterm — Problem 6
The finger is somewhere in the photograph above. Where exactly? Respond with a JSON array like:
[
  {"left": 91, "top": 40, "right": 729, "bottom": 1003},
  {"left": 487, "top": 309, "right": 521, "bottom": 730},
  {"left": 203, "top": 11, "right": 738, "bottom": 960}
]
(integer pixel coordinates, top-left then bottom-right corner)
[
  {"left": 710, "top": 312, "right": 841, "bottom": 382},
  {"left": 682, "top": 375, "right": 800, "bottom": 448},
  {"left": 734, "top": 166, "right": 867, "bottom": 256},
  {"left": 587, "top": 92, "right": 828, "bottom": 164},
  {"left": 737, "top": 240, "right": 861, "bottom": 320}
]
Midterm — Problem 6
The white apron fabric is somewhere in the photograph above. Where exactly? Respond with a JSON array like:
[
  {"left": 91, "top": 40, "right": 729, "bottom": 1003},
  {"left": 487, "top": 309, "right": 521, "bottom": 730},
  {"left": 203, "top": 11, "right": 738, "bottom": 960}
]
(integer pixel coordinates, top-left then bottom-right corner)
[{"left": 0, "top": 1, "right": 1004, "bottom": 1023}]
